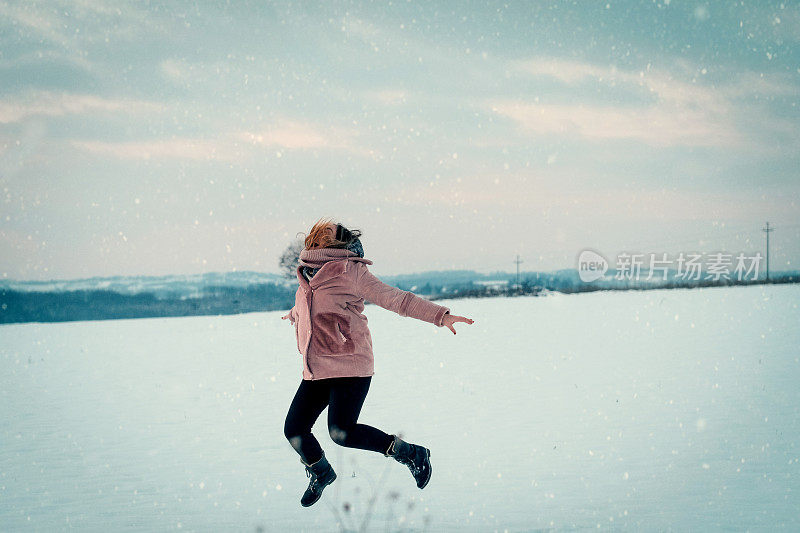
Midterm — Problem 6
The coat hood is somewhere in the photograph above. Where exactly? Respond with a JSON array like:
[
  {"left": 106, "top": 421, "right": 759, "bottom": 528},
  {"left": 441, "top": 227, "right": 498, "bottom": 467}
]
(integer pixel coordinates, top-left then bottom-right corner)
[
  {"left": 298, "top": 246, "right": 372, "bottom": 269},
  {"left": 296, "top": 247, "right": 373, "bottom": 291}
]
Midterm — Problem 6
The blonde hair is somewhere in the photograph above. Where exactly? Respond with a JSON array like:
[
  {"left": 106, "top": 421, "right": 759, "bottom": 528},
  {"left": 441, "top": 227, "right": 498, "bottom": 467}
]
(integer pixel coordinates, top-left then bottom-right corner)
[{"left": 300, "top": 216, "right": 352, "bottom": 250}]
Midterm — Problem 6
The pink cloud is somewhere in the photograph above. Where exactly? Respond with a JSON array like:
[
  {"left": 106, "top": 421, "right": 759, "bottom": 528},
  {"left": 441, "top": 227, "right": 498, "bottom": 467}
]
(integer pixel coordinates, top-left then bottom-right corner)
[
  {"left": 362, "top": 89, "right": 408, "bottom": 106},
  {"left": 0, "top": 91, "right": 164, "bottom": 124},
  {"left": 489, "top": 101, "right": 744, "bottom": 148},
  {"left": 71, "top": 138, "right": 241, "bottom": 161},
  {"left": 239, "top": 119, "right": 379, "bottom": 157},
  {"left": 71, "top": 118, "right": 379, "bottom": 161},
  {"left": 501, "top": 57, "right": 798, "bottom": 148}
]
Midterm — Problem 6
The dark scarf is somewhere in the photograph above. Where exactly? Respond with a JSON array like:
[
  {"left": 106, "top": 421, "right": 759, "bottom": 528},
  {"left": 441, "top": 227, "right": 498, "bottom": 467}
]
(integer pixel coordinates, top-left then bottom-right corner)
[{"left": 301, "top": 237, "right": 364, "bottom": 281}]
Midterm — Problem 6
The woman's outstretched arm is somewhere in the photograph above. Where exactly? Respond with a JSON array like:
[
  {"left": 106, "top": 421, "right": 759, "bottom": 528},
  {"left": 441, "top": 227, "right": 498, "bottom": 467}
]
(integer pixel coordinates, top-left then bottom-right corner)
[{"left": 355, "top": 264, "right": 450, "bottom": 327}]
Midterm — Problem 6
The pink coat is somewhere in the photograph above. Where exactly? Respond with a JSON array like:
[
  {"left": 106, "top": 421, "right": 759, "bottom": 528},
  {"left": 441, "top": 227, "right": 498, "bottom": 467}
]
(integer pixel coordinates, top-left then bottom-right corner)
[{"left": 288, "top": 247, "right": 451, "bottom": 380}]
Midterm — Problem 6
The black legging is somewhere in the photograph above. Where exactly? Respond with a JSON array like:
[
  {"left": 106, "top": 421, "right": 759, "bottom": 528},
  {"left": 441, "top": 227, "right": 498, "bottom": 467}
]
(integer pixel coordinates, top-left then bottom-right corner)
[{"left": 283, "top": 376, "right": 395, "bottom": 465}]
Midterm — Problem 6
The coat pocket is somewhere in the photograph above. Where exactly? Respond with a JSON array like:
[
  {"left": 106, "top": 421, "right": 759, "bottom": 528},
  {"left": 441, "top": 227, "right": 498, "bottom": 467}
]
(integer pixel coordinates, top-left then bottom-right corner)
[
  {"left": 334, "top": 322, "right": 348, "bottom": 344},
  {"left": 312, "top": 312, "right": 355, "bottom": 355}
]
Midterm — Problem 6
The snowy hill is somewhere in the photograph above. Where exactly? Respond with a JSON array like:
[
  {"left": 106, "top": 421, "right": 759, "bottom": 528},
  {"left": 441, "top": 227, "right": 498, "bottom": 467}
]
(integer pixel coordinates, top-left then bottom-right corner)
[
  {"left": 0, "top": 271, "right": 290, "bottom": 299},
  {"left": 1, "top": 283, "right": 798, "bottom": 531},
  {"left": 3, "top": 268, "right": 796, "bottom": 326}
]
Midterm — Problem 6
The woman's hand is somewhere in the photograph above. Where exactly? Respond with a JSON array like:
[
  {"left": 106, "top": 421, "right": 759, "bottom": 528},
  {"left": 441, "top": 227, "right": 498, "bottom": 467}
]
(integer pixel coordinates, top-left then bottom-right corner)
[
  {"left": 442, "top": 312, "right": 474, "bottom": 335},
  {"left": 281, "top": 312, "right": 295, "bottom": 325}
]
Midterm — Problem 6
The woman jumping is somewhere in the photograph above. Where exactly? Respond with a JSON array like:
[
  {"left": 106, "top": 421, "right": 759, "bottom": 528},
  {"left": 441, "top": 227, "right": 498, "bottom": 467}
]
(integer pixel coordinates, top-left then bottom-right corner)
[{"left": 281, "top": 217, "right": 475, "bottom": 507}]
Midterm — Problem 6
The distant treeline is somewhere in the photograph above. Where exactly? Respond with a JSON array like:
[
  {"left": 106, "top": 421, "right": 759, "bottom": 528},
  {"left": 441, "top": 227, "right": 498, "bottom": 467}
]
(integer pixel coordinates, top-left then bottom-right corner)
[
  {"left": 0, "top": 284, "right": 294, "bottom": 324},
  {"left": 553, "top": 274, "right": 800, "bottom": 294},
  {"left": 420, "top": 273, "right": 800, "bottom": 303},
  {"left": 1, "top": 271, "right": 798, "bottom": 325}
]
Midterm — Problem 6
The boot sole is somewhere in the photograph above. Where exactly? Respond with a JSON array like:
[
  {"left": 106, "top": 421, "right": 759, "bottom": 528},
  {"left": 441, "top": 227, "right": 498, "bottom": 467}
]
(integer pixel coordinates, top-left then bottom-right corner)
[
  {"left": 418, "top": 448, "right": 431, "bottom": 489},
  {"left": 301, "top": 472, "right": 336, "bottom": 507}
]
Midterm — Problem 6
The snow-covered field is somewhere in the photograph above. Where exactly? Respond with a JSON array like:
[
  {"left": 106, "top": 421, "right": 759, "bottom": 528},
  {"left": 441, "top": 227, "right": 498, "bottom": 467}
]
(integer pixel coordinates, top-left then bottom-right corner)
[{"left": 1, "top": 284, "right": 798, "bottom": 532}]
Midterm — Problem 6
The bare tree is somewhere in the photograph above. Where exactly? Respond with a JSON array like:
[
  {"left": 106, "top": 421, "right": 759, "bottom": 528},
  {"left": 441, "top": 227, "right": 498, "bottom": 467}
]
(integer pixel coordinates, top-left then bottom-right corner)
[{"left": 279, "top": 239, "right": 305, "bottom": 280}]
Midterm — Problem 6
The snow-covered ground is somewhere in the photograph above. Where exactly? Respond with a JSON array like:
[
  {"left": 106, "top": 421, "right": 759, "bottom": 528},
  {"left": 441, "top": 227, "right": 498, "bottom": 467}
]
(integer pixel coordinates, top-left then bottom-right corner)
[{"left": 1, "top": 284, "right": 798, "bottom": 532}]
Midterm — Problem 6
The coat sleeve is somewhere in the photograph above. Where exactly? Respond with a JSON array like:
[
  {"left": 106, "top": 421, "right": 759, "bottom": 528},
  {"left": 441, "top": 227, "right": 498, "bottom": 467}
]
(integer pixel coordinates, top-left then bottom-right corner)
[
  {"left": 289, "top": 305, "right": 297, "bottom": 325},
  {"left": 354, "top": 264, "right": 450, "bottom": 327}
]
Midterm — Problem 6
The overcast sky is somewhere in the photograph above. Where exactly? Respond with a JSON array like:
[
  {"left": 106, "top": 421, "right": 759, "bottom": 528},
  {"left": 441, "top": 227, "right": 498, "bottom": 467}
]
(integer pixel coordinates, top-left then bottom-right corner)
[{"left": 1, "top": 0, "right": 798, "bottom": 281}]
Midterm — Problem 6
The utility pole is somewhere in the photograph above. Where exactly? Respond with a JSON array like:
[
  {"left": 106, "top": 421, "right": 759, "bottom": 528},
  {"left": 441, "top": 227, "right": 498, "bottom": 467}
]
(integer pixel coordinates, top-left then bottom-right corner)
[
  {"left": 762, "top": 221, "right": 774, "bottom": 282},
  {"left": 513, "top": 255, "right": 523, "bottom": 287}
]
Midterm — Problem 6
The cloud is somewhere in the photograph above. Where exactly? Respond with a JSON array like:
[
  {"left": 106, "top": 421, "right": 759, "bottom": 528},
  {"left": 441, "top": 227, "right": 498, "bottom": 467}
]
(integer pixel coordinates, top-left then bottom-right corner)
[
  {"left": 0, "top": 91, "right": 164, "bottom": 123},
  {"left": 514, "top": 57, "right": 620, "bottom": 85},
  {"left": 159, "top": 58, "right": 235, "bottom": 86},
  {"left": 368, "top": 171, "right": 794, "bottom": 224},
  {"left": 362, "top": 89, "right": 409, "bottom": 106},
  {"left": 71, "top": 138, "right": 241, "bottom": 162},
  {"left": 341, "top": 17, "right": 382, "bottom": 41},
  {"left": 489, "top": 100, "right": 742, "bottom": 148},
  {"left": 0, "top": 1, "right": 76, "bottom": 50},
  {"left": 497, "top": 57, "right": 798, "bottom": 148},
  {"left": 240, "top": 121, "right": 332, "bottom": 149},
  {"left": 160, "top": 59, "right": 189, "bottom": 82},
  {"left": 0, "top": 0, "right": 170, "bottom": 49},
  {"left": 239, "top": 119, "right": 378, "bottom": 157},
  {"left": 69, "top": 118, "right": 378, "bottom": 161},
  {"left": 0, "top": 48, "right": 95, "bottom": 77}
]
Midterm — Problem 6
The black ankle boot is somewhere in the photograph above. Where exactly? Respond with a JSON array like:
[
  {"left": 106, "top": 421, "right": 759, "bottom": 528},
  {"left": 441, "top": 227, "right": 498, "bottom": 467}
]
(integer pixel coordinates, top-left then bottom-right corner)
[
  {"left": 300, "top": 451, "right": 336, "bottom": 507},
  {"left": 385, "top": 434, "right": 432, "bottom": 489}
]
